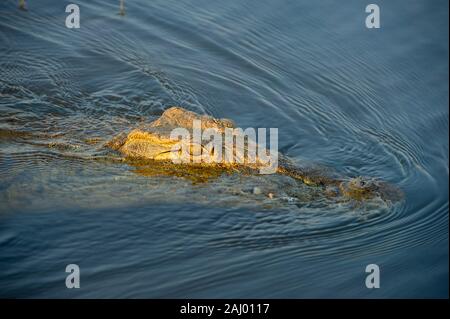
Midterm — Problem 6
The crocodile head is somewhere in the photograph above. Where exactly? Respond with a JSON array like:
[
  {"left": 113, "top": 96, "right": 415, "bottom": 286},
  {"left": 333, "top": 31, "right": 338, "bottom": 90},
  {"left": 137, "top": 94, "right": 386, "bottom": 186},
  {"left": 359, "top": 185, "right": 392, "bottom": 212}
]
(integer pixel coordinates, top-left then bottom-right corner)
[{"left": 106, "top": 106, "right": 236, "bottom": 163}]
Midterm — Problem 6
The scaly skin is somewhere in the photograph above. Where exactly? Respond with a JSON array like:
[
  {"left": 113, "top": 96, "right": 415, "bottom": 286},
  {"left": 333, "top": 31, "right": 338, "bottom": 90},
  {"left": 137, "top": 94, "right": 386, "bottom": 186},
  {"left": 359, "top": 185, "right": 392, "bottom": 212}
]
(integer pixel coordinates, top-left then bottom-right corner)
[{"left": 106, "top": 106, "right": 403, "bottom": 202}]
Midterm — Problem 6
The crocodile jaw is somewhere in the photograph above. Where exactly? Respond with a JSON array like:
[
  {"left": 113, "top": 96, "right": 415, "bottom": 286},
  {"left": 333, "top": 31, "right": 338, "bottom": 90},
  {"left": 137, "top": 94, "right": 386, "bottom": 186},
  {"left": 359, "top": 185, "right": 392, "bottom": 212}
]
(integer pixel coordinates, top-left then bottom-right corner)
[{"left": 118, "top": 129, "right": 178, "bottom": 160}]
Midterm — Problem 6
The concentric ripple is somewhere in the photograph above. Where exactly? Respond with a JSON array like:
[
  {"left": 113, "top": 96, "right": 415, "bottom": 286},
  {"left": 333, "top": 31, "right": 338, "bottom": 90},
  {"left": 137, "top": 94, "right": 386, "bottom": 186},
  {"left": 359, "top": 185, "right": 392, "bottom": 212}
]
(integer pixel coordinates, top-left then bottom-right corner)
[{"left": 0, "top": 0, "right": 447, "bottom": 298}]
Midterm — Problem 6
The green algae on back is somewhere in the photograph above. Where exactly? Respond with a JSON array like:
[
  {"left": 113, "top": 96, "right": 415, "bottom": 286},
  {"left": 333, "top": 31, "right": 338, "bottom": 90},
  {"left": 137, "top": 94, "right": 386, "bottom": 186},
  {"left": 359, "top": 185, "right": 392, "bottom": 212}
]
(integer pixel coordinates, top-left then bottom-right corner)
[{"left": 128, "top": 159, "right": 256, "bottom": 184}]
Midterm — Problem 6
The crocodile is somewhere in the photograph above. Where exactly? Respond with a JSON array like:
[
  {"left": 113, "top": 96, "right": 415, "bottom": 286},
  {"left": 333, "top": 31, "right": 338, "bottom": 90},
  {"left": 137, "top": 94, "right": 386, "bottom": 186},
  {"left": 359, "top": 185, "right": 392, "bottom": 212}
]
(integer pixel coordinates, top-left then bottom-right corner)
[{"left": 105, "top": 106, "right": 403, "bottom": 202}]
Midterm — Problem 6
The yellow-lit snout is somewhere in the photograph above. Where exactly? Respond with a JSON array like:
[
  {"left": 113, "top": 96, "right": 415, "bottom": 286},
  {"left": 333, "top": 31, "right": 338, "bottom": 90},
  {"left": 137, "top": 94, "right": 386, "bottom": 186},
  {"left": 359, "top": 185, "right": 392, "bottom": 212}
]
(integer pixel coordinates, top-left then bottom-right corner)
[{"left": 168, "top": 141, "right": 213, "bottom": 163}]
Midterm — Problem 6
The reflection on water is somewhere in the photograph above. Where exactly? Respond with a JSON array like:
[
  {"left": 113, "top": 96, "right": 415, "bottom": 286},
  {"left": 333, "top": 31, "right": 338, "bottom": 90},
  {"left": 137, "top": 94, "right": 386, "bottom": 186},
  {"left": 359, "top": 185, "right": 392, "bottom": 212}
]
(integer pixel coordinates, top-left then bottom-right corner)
[
  {"left": 18, "top": 1, "right": 26, "bottom": 11},
  {"left": 0, "top": 0, "right": 448, "bottom": 297},
  {"left": 119, "top": 0, "right": 125, "bottom": 17}
]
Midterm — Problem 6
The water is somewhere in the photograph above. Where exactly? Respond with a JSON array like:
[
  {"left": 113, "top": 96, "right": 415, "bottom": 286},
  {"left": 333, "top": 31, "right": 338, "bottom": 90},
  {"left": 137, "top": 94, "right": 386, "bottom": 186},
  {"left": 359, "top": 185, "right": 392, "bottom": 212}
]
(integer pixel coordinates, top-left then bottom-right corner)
[{"left": 0, "top": 0, "right": 448, "bottom": 298}]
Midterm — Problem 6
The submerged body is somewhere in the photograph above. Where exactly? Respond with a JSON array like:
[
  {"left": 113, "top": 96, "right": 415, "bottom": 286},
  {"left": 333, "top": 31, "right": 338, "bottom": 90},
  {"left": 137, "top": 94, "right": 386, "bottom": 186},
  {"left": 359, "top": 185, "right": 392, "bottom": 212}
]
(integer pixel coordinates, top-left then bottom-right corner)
[{"left": 106, "top": 106, "right": 403, "bottom": 202}]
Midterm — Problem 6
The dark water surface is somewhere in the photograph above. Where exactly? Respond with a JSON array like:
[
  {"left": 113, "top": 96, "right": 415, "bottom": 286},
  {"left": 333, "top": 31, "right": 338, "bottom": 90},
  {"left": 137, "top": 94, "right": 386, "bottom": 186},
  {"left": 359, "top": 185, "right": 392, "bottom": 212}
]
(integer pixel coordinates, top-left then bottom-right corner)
[{"left": 0, "top": 0, "right": 448, "bottom": 298}]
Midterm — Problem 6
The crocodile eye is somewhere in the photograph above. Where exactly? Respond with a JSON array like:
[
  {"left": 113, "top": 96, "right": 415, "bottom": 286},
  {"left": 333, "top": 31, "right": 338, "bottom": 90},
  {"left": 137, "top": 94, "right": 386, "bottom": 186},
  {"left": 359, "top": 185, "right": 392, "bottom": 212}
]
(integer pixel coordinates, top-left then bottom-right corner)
[{"left": 360, "top": 181, "right": 366, "bottom": 186}]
